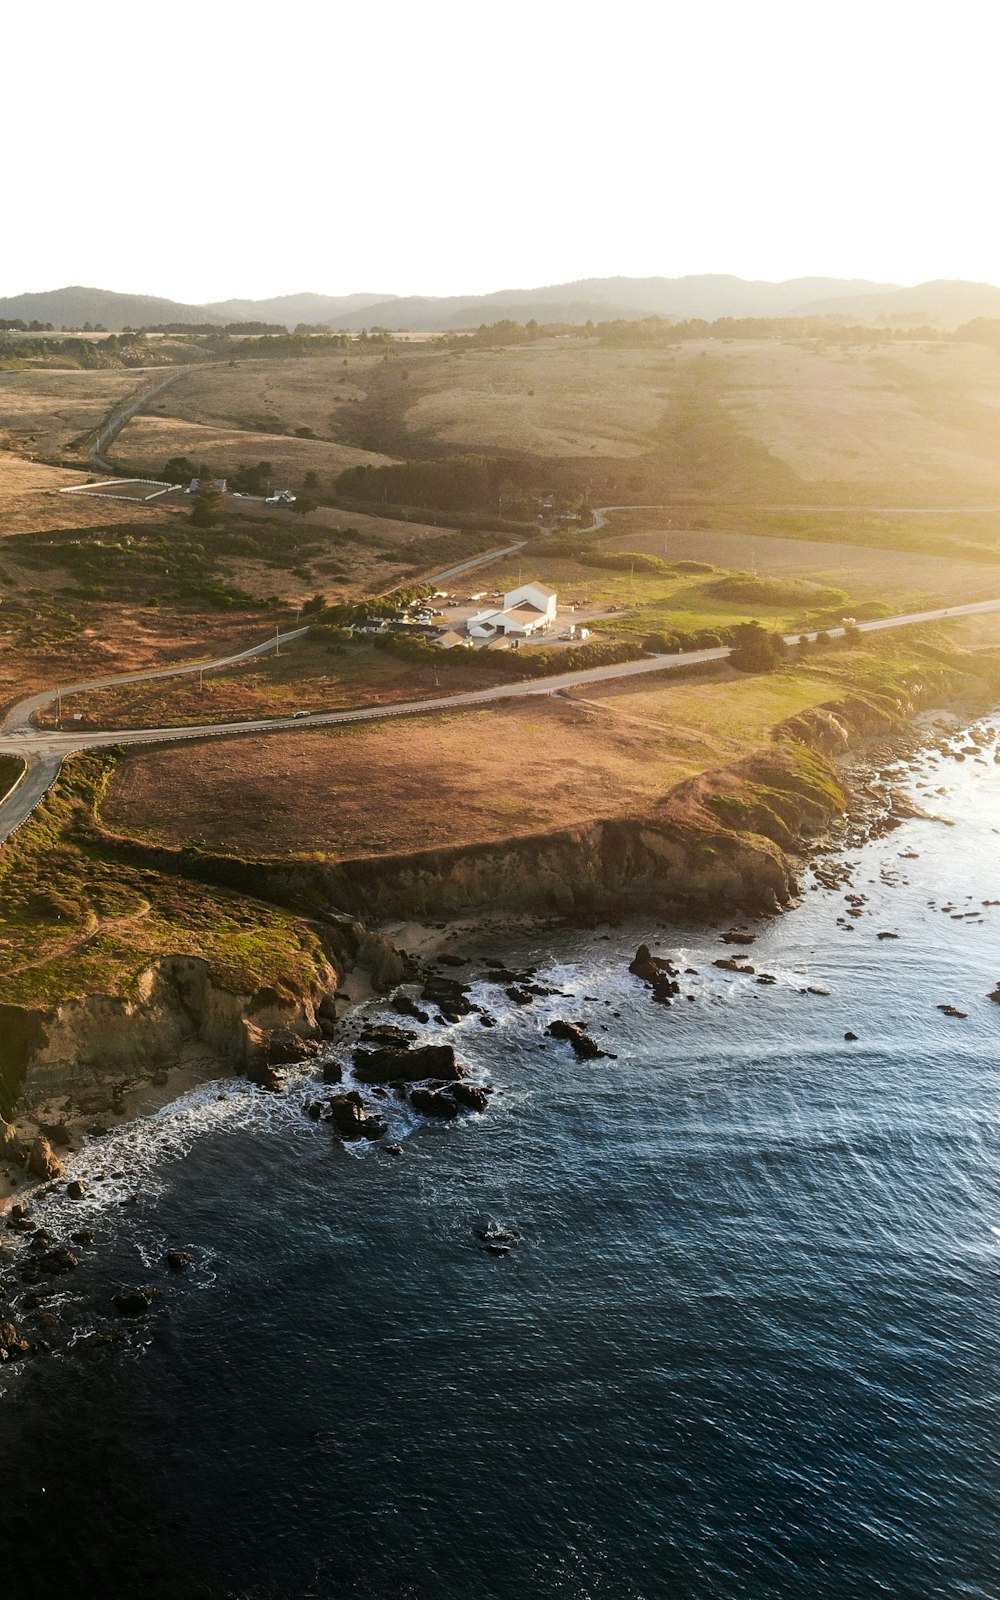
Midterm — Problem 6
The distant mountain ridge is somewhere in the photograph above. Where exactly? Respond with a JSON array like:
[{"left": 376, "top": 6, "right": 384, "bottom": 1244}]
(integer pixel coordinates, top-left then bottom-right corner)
[{"left": 5, "top": 276, "right": 1000, "bottom": 333}]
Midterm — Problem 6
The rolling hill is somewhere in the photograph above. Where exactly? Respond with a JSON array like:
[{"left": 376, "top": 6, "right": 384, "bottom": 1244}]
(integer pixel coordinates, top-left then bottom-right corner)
[{"left": 8, "top": 276, "right": 1000, "bottom": 334}]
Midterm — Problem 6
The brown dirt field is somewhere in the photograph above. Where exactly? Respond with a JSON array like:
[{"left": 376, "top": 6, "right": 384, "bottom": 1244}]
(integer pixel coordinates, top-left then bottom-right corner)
[
  {"left": 100, "top": 698, "right": 711, "bottom": 858},
  {"left": 404, "top": 342, "right": 666, "bottom": 458},
  {"left": 115, "top": 414, "right": 397, "bottom": 488}
]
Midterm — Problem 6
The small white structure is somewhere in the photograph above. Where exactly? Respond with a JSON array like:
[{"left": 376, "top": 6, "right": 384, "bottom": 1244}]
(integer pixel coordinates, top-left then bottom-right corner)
[
  {"left": 467, "top": 581, "right": 557, "bottom": 641},
  {"left": 433, "top": 629, "right": 472, "bottom": 649},
  {"left": 265, "top": 489, "right": 297, "bottom": 505},
  {"left": 188, "top": 477, "right": 227, "bottom": 495}
]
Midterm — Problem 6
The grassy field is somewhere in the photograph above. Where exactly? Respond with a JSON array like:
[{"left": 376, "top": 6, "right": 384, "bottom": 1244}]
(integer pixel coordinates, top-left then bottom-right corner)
[
  {"left": 0, "top": 755, "right": 330, "bottom": 1015},
  {"left": 98, "top": 632, "right": 952, "bottom": 862},
  {"left": 157, "top": 354, "right": 387, "bottom": 440},
  {"left": 115, "top": 414, "right": 397, "bottom": 489},
  {"left": 33, "top": 634, "right": 507, "bottom": 730},
  {"left": 0, "top": 367, "right": 150, "bottom": 459},
  {"left": 331, "top": 336, "right": 1000, "bottom": 504}
]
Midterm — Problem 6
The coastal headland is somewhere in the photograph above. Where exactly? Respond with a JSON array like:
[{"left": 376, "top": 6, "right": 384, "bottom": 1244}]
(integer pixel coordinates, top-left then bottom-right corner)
[{"left": 4, "top": 323, "right": 1000, "bottom": 1214}]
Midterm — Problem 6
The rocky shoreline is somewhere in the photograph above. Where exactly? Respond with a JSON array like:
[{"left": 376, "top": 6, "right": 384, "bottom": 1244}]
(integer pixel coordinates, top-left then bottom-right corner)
[{"left": 2, "top": 690, "right": 1000, "bottom": 1372}]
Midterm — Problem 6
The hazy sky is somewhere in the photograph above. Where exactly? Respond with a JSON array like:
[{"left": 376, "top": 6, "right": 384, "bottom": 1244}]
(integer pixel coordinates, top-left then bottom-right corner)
[{"left": 5, "top": 0, "right": 997, "bottom": 303}]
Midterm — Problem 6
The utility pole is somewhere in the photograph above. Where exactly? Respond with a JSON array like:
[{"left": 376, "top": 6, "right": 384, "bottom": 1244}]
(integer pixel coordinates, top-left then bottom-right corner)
[{"left": 275, "top": 625, "right": 280, "bottom": 659}]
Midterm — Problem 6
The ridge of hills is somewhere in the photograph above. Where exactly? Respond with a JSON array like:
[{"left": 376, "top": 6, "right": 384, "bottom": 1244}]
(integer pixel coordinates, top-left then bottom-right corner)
[{"left": 5, "top": 275, "right": 1000, "bottom": 334}]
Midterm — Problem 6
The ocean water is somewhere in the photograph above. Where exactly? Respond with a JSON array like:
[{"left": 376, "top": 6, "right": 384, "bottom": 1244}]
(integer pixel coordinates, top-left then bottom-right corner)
[{"left": 1, "top": 723, "right": 999, "bottom": 1599}]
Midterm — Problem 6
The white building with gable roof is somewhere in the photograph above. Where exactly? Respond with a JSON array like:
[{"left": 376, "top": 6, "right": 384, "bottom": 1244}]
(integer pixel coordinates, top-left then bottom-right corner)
[{"left": 467, "top": 581, "right": 557, "bottom": 641}]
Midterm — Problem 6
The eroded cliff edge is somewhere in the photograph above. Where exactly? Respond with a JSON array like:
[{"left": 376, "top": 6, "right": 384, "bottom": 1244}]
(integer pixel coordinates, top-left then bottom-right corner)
[{"left": 1, "top": 652, "right": 997, "bottom": 1146}]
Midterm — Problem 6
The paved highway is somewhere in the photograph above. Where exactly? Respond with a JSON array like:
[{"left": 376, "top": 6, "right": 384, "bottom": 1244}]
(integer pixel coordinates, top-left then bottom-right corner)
[{"left": 4, "top": 596, "right": 1000, "bottom": 770}]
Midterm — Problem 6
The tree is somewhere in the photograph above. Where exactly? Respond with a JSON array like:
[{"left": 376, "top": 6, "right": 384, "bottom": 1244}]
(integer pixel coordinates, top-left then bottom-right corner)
[
  {"left": 292, "top": 494, "right": 318, "bottom": 516},
  {"left": 163, "top": 454, "right": 198, "bottom": 484},
  {"left": 729, "top": 620, "right": 784, "bottom": 673},
  {"left": 303, "top": 470, "right": 320, "bottom": 491},
  {"left": 190, "top": 479, "right": 223, "bottom": 528}
]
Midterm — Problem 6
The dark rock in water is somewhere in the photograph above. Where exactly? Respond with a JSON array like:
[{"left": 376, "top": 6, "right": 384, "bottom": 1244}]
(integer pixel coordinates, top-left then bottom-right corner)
[
  {"left": 85, "top": 1123, "right": 110, "bottom": 1139},
  {"left": 877, "top": 931, "right": 899, "bottom": 940},
  {"left": 506, "top": 986, "right": 535, "bottom": 1006},
  {"left": 483, "top": 1242, "right": 510, "bottom": 1256},
  {"left": 70, "top": 1230, "right": 95, "bottom": 1247},
  {"left": 384, "top": 1143, "right": 405, "bottom": 1157},
  {"left": 410, "top": 1086, "right": 460, "bottom": 1119},
  {"left": 326, "top": 1092, "right": 387, "bottom": 1141},
  {"left": 807, "top": 987, "right": 831, "bottom": 997},
  {"left": 721, "top": 930, "right": 756, "bottom": 945},
  {"left": 39, "top": 1247, "right": 79, "bottom": 1275},
  {"left": 476, "top": 1225, "right": 516, "bottom": 1243},
  {"left": 150, "top": 1069, "right": 170, "bottom": 1086},
  {"left": 65, "top": 1179, "right": 86, "bottom": 1200},
  {"left": 629, "top": 944, "right": 679, "bottom": 987},
  {"left": 353, "top": 1043, "right": 466, "bottom": 1084},
  {"left": 359, "top": 1023, "right": 416, "bottom": 1047},
  {"left": 844, "top": 1031, "right": 859, "bottom": 1041},
  {"left": 546, "top": 1019, "right": 610, "bottom": 1059},
  {"left": 420, "top": 977, "right": 475, "bottom": 1017},
  {"left": 246, "top": 1061, "right": 284, "bottom": 1093},
  {"left": 478, "top": 1014, "right": 497, "bottom": 1028},
  {"left": 392, "top": 994, "right": 431, "bottom": 1023},
  {"left": 166, "top": 1251, "right": 193, "bottom": 1271},
  {"left": 76, "top": 1328, "right": 127, "bottom": 1351},
  {"left": 321, "top": 1060, "right": 343, "bottom": 1086},
  {"left": 451, "top": 1082, "right": 491, "bottom": 1112},
  {"left": 936, "top": 1004, "right": 968, "bottom": 1018},
  {"left": 113, "top": 1286, "right": 159, "bottom": 1316},
  {"left": 260, "top": 1030, "right": 320, "bottom": 1067},
  {"left": 987, "top": 984, "right": 1000, "bottom": 1005},
  {"left": 436, "top": 953, "right": 467, "bottom": 967},
  {"left": 714, "top": 958, "right": 755, "bottom": 974},
  {"left": 303, "top": 1100, "right": 324, "bottom": 1120}
]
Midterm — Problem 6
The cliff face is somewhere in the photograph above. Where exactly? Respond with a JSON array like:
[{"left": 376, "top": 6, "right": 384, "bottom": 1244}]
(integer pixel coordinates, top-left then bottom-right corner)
[
  {"left": 0, "top": 953, "right": 338, "bottom": 1122},
  {"left": 305, "top": 741, "right": 845, "bottom": 924},
  {"left": 6, "top": 651, "right": 995, "bottom": 1128}
]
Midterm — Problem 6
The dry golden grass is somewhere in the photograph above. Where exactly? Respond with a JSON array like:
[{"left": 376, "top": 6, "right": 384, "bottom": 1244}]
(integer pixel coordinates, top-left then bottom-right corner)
[
  {"left": 0, "top": 366, "right": 145, "bottom": 459},
  {"left": 158, "top": 355, "right": 386, "bottom": 439},
  {"left": 389, "top": 336, "right": 1000, "bottom": 498},
  {"left": 99, "top": 659, "right": 869, "bottom": 863},
  {"left": 722, "top": 339, "right": 1000, "bottom": 493},
  {"left": 0, "top": 451, "right": 172, "bottom": 536},
  {"left": 115, "top": 414, "right": 396, "bottom": 486},
  {"left": 101, "top": 697, "right": 711, "bottom": 858}
]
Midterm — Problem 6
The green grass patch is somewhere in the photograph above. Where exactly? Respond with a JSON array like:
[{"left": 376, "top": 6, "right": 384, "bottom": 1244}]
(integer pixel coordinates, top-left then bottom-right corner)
[{"left": 0, "top": 754, "right": 329, "bottom": 1010}]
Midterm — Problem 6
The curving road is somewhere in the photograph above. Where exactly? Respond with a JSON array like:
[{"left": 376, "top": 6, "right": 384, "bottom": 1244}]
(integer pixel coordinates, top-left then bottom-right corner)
[
  {"left": 6, "top": 602, "right": 1000, "bottom": 763},
  {"left": 1, "top": 596, "right": 999, "bottom": 845}
]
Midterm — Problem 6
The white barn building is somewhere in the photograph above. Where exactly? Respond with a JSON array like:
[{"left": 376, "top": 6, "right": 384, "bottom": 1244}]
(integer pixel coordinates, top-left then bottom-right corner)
[{"left": 467, "top": 582, "right": 557, "bottom": 641}]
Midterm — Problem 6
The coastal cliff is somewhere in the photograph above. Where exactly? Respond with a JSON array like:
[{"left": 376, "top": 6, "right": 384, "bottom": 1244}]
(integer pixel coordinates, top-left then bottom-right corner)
[{"left": 2, "top": 650, "right": 997, "bottom": 1137}]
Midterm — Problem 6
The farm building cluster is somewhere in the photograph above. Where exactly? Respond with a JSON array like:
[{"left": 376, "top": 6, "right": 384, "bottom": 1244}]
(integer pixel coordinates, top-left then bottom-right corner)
[{"left": 358, "top": 582, "right": 594, "bottom": 651}]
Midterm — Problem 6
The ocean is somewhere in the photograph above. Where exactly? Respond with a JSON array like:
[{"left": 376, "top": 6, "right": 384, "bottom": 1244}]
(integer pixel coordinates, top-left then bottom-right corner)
[{"left": 1, "top": 719, "right": 999, "bottom": 1599}]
